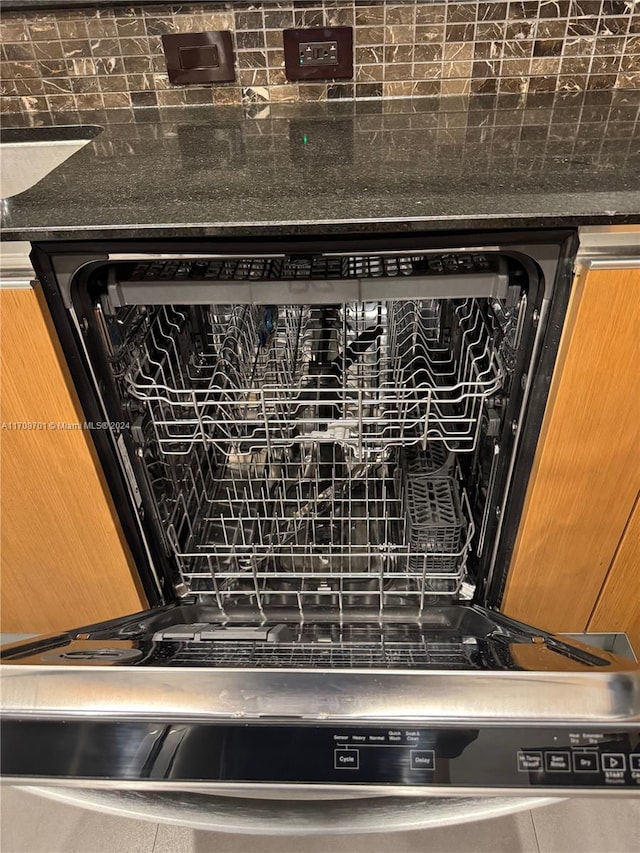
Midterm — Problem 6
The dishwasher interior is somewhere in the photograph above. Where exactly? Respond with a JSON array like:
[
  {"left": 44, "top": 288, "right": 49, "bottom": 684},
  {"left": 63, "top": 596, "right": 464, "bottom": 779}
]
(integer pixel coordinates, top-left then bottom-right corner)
[{"left": 87, "top": 251, "right": 530, "bottom": 632}]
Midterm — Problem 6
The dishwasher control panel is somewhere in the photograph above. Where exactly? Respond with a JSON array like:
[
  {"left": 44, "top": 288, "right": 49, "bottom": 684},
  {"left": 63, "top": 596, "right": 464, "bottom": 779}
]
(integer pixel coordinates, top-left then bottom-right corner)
[
  {"left": 3, "top": 721, "right": 639, "bottom": 790},
  {"left": 325, "top": 727, "right": 639, "bottom": 789}
]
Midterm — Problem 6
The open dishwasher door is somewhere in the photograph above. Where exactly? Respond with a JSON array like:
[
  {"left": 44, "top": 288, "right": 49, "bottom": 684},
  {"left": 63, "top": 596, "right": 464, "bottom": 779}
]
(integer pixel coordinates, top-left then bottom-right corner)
[{"left": 2, "top": 603, "right": 639, "bottom": 798}]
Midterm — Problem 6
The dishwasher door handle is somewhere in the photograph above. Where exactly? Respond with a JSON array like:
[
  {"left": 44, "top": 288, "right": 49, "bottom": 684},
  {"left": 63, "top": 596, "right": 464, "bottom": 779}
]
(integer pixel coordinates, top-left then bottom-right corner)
[{"left": 23, "top": 785, "right": 561, "bottom": 836}]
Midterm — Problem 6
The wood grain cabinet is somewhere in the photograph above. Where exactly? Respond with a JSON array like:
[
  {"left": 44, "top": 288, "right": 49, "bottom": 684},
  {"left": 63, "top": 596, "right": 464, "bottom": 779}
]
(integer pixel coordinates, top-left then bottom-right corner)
[
  {"left": 0, "top": 285, "right": 146, "bottom": 635},
  {"left": 589, "top": 496, "right": 640, "bottom": 653},
  {"left": 503, "top": 265, "right": 640, "bottom": 648}
]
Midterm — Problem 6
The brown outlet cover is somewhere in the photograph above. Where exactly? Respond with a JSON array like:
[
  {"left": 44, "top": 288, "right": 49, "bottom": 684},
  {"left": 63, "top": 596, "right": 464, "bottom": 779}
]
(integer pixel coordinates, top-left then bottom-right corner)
[
  {"left": 162, "top": 31, "right": 235, "bottom": 85},
  {"left": 283, "top": 27, "right": 353, "bottom": 81}
]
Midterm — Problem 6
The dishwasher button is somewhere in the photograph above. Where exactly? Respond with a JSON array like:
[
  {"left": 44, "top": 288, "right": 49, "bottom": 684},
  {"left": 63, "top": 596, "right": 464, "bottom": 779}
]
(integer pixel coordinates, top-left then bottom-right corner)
[
  {"left": 545, "top": 752, "right": 571, "bottom": 772},
  {"left": 602, "top": 754, "right": 626, "bottom": 772},
  {"left": 334, "top": 749, "right": 359, "bottom": 770},
  {"left": 517, "top": 751, "right": 543, "bottom": 772},
  {"left": 410, "top": 750, "right": 435, "bottom": 771},
  {"left": 572, "top": 752, "right": 599, "bottom": 773}
]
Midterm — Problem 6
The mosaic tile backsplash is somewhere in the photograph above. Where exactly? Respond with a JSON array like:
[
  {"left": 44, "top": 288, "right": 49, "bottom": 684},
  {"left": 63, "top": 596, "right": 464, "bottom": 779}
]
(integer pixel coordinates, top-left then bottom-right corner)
[{"left": 1, "top": 1, "right": 639, "bottom": 116}]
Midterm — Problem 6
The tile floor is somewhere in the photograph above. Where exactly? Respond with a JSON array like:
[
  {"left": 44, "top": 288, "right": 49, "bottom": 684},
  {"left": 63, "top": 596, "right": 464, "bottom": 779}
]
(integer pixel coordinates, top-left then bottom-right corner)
[{"left": 1, "top": 787, "right": 639, "bottom": 853}]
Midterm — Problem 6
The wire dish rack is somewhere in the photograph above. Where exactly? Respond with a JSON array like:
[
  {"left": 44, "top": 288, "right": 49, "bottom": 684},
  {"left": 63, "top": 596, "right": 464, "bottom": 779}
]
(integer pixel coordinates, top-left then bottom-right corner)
[
  {"left": 162, "top": 444, "right": 474, "bottom": 611},
  {"left": 165, "top": 638, "right": 480, "bottom": 669},
  {"left": 120, "top": 298, "right": 504, "bottom": 458},
  {"left": 108, "top": 298, "right": 506, "bottom": 613}
]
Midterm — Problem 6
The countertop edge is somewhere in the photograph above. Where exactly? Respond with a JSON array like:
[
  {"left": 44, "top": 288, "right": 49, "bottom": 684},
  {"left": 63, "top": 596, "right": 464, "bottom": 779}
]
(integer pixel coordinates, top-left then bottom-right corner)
[{"left": 4, "top": 212, "right": 640, "bottom": 243}]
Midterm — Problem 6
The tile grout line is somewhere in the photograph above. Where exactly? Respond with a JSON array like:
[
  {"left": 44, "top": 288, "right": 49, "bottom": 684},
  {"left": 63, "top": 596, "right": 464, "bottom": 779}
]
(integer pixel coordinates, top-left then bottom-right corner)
[
  {"left": 528, "top": 807, "right": 543, "bottom": 853},
  {"left": 151, "top": 822, "right": 160, "bottom": 853}
]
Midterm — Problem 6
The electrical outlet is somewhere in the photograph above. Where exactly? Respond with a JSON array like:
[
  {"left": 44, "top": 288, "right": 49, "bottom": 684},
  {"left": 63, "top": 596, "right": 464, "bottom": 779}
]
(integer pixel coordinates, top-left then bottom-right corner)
[
  {"left": 283, "top": 27, "right": 353, "bottom": 81},
  {"left": 299, "top": 41, "right": 339, "bottom": 67}
]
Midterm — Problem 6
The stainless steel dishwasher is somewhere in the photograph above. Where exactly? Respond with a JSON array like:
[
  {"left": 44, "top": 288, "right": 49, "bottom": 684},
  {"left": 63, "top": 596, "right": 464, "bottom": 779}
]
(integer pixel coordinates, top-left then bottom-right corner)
[{"left": 2, "top": 229, "right": 638, "bottom": 825}]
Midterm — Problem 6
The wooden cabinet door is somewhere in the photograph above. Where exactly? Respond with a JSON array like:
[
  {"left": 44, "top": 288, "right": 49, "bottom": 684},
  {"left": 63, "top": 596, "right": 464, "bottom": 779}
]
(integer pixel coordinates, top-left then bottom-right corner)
[
  {"left": 502, "top": 265, "right": 640, "bottom": 633},
  {"left": 588, "top": 495, "right": 640, "bottom": 655},
  {"left": 0, "top": 286, "right": 146, "bottom": 634}
]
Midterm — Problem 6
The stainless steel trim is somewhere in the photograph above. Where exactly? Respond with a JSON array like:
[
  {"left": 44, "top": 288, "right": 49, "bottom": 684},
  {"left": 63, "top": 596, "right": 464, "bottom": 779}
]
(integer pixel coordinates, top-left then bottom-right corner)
[
  {"left": 0, "top": 274, "right": 35, "bottom": 289},
  {"left": 0, "top": 239, "right": 34, "bottom": 287},
  {"left": 578, "top": 225, "right": 640, "bottom": 250},
  {"left": 579, "top": 224, "right": 640, "bottom": 233},
  {"left": 581, "top": 258, "right": 640, "bottom": 270},
  {"left": 107, "top": 249, "right": 502, "bottom": 262},
  {"left": 576, "top": 225, "right": 640, "bottom": 267},
  {"left": 2, "top": 667, "right": 639, "bottom": 723},
  {"left": 562, "top": 633, "right": 637, "bottom": 662},
  {"left": 5, "top": 778, "right": 634, "bottom": 799}
]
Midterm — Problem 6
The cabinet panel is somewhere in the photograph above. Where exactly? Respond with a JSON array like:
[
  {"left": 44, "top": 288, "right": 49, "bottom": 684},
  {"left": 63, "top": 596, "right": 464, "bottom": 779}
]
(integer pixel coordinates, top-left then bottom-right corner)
[
  {"left": 503, "top": 266, "right": 640, "bottom": 632},
  {"left": 588, "top": 495, "right": 640, "bottom": 656},
  {"left": 0, "top": 286, "right": 146, "bottom": 634}
]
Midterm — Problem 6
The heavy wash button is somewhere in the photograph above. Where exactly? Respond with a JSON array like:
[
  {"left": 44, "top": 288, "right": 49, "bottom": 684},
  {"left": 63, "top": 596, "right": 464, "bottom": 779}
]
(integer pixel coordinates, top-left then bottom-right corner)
[
  {"left": 334, "top": 749, "right": 359, "bottom": 770},
  {"left": 410, "top": 750, "right": 435, "bottom": 771},
  {"left": 517, "top": 751, "right": 543, "bottom": 772},
  {"left": 545, "top": 751, "right": 571, "bottom": 772}
]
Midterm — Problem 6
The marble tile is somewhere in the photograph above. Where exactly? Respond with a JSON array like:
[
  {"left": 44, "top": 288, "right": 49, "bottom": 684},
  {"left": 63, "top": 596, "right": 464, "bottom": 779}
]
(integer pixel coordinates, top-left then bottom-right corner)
[
  {"left": 386, "top": 5, "right": 416, "bottom": 26},
  {"left": 1, "top": 1, "right": 638, "bottom": 117},
  {"left": 2, "top": 42, "right": 36, "bottom": 61},
  {"left": 356, "top": 25, "right": 385, "bottom": 45},
  {"left": 356, "top": 82, "right": 384, "bottom": 98},
  {"left": 414, "top": 43, "right": 444, "bottom": 62},
  {"left": 355, "top": 6, "right": 386, "bottom": 27},
  {"left": 264, "top": 10, "right": 294, "bottom": 30}
]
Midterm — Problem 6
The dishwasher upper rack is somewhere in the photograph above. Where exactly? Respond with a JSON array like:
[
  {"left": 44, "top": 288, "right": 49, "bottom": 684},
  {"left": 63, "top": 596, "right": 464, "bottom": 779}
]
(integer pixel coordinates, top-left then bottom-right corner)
[{"left": 118, "top": 298, "right": 506, "bottom": 457}]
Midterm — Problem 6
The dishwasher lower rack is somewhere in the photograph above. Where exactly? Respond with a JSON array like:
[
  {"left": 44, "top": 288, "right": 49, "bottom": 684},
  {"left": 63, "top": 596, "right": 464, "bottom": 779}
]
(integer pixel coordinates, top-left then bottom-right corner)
[
  {"left": 115, "top": 297, "right": 505, "bottom": 458},
  {"left": 161, "top": 442, "right": 474, "bottom": 612}
]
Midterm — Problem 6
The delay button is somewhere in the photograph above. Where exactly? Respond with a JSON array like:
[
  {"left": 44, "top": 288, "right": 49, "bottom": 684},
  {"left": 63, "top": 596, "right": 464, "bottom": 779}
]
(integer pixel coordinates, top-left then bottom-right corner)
[
  {"left": 334, "top": 749, "right": 359, "bottom": 770},
  {"left": 410, "top": 750, "right": 435, "bottom": 771}
]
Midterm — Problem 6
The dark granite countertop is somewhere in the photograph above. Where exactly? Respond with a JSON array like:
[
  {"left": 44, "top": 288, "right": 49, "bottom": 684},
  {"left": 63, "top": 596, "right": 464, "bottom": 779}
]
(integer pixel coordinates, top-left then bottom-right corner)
[{"left": 2, "top": 91, "right": 639, "bottom": 242}]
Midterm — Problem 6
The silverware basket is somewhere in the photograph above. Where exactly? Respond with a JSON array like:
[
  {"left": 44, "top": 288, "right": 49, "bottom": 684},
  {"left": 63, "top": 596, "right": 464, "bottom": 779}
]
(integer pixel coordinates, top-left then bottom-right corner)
[{"left": 404, "top": 477, "right": 466, "bottom": 573}]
